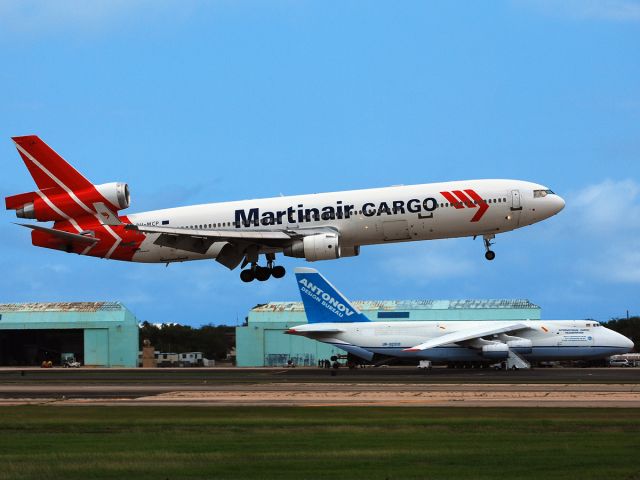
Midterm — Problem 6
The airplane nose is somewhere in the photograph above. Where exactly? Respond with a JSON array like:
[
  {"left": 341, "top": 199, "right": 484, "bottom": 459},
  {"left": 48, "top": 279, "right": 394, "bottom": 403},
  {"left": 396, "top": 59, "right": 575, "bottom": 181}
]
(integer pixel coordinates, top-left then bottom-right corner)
[
  {"left": 609, "top": 330, "right": 634, "bottom": 352},
  {"left": 621, "top": 334, "right": 634, "bottom": 351},
  {"left": 551, "top": 195, "right": 565, "bottom": 214}
]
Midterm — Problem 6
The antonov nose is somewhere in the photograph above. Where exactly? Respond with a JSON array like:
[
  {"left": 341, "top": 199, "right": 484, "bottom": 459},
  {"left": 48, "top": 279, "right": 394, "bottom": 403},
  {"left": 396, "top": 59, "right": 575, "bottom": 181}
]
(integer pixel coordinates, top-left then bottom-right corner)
[
  {"left": 605, "top": 329, "right": 634, "bottom": 352},
  {"left": 618, "top": 333, "right": 634, "bottom": 351}
]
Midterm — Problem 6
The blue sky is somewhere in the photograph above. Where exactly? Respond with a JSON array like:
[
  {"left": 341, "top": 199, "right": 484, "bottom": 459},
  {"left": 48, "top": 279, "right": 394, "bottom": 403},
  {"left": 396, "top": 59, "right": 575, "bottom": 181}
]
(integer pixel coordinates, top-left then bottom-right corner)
[{"left": 0, "top": 0, "right": 639, "bottom": 325}]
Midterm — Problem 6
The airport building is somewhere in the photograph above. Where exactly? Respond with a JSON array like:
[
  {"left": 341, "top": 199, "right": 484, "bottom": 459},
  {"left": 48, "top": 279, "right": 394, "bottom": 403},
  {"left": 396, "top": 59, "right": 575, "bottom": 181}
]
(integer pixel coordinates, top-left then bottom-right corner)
[
  {"left": 0, "top": 302, "right": 139, "bottom": 367},
  {"left": 236, "top": 299, "right": 541, "bottom": 367}
]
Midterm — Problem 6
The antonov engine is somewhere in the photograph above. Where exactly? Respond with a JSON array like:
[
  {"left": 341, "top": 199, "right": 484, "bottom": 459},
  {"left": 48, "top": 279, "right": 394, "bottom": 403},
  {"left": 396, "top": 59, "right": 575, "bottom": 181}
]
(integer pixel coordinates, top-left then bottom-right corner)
[
  {"left": 16, "top": 182, "right": 130, "bottom": 221},
  {"left": 499, "top": 334, "right": 533, "bottom": 354},
  {"left": 481, "top": 343, "right": 510, "bottom": 360},
  {"left": 283, "top": 233, "right": 359, "bottom": 262}
]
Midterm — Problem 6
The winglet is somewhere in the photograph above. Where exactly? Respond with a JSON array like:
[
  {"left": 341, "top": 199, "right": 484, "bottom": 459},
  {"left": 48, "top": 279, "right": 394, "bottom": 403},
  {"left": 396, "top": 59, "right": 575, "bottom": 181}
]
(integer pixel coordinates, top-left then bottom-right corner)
[{"left": 294, "top": 267, "right": 370, "bottom": 323}]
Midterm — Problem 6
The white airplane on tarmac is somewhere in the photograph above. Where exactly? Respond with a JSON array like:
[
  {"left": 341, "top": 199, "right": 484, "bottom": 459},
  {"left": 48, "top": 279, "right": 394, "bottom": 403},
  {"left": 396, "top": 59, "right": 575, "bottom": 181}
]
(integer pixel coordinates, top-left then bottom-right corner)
[
  {"left": 6, "top": 135, "right": 565, "bottom": 282},
  {"left": 287, "top": 268, "right": 634, "bottom": 367}
]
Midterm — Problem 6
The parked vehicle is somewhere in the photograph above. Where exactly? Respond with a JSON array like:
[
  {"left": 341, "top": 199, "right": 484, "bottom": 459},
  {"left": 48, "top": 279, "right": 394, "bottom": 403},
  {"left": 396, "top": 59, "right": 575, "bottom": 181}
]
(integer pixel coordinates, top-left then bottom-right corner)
[{"left": 609, "top": 358, "right": 631, "bottom": 367}]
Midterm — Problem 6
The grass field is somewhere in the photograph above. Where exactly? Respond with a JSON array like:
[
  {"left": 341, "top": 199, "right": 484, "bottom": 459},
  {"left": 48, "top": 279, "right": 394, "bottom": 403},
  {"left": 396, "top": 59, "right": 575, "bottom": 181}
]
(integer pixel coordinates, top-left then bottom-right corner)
[{"left": 0, "top": 407, "right": 638, "bottom": 480}]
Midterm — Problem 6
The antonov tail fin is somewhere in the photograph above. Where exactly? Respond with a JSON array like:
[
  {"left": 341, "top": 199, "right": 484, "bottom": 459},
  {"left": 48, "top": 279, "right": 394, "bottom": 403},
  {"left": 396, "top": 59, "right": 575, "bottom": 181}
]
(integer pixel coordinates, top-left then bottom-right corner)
[{"left": 294, "top": 267, "right": 370, "bottom": 323}]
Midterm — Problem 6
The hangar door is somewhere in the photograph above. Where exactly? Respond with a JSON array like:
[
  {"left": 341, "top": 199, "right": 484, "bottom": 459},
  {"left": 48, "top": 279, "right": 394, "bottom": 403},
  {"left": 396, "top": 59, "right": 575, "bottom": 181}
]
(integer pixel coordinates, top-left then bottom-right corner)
[
  {"left": 84, "top": 329, "right": 109, "bottom": 366},
  {"left": 264, "top": 329, "right": 317, "bottom": 367}
]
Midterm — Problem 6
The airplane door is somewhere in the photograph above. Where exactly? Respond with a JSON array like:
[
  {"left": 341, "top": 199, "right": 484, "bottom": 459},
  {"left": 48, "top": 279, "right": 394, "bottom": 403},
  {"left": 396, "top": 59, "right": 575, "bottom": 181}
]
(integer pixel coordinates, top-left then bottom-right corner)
[
  {"left": 382, "top": 220, "right": 411, "bottom": 241},
  {"left": 508, "top": 190, "right": 522, "bottom": 227},
  {"left": 511, "top": 190, "right": 522, "bottom": 211}
]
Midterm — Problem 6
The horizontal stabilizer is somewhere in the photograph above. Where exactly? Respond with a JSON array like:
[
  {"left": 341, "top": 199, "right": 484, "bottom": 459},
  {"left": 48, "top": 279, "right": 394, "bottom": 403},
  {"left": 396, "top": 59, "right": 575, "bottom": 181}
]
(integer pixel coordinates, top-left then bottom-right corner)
[
  {"left": 16, "top": 223, "right": 100, "bottom": 244},
  {"left": 285, "top": 326, "right": 345, "bottom": 334}
]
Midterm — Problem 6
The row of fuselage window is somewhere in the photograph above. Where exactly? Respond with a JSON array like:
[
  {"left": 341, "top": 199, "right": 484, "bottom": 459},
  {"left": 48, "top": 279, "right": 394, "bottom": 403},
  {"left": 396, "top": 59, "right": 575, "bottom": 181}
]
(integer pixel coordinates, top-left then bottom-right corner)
[{"left": 175, "top": 196, "right": 509, "bottom": 230}]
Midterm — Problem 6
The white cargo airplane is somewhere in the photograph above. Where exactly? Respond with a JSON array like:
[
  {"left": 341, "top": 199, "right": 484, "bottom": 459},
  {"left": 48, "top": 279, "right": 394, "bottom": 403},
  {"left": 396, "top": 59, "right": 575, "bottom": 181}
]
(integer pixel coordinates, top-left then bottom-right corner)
[
  {"left": 6, "top": 135, "right": 565, "bottom": 282},
  {"left": 288, "top": 268, "right": 634, "bottom": 365}
]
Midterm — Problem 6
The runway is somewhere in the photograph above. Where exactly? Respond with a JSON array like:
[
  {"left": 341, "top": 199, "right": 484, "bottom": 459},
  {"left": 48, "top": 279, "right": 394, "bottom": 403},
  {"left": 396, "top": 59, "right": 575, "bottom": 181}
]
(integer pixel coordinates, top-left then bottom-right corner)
[{"left": 0, "top": 367, "right": 638, "bottom": 406}]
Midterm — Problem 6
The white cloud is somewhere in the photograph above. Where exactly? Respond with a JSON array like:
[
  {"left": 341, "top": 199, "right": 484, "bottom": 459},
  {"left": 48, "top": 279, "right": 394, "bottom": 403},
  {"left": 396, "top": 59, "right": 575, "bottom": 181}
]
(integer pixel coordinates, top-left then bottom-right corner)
[
  {"left": 562, "top": 179, "right": 640, "bottom": 283},
  {"left": 0, "top": 0, "right": 198, "bottom": 35},
  {"left": 515, "top": 0, "right": 640, "bottom": 22},
  {"left": 570, "top": 178, "right": 640, "bottom": 233}
]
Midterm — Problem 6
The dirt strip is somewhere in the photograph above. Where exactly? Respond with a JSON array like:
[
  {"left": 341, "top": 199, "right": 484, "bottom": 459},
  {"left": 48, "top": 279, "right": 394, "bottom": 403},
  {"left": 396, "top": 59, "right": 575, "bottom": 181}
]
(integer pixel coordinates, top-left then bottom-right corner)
[{"left": 1, "top": 383, "right": 639, "bottom": 407}]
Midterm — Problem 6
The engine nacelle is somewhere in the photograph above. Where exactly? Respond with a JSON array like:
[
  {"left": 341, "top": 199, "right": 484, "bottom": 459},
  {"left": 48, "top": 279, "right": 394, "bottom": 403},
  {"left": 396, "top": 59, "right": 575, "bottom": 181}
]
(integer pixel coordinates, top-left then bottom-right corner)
[
  {"left": 481, "top": 343, "right": 510, "bottom": 360},
  {"left": 499, "top": 334, "right": 533, "bottom": 354},
  {"left": 95, "top": 182, "right": 130, "bottom": 210},
  {"left": 283, "top": 233, "right": 341, "bottom": 261},
  {"left": 14, "top": 182, "right": 130, "bottom": 221},
  {"left": 506, "top": 338, "right": 532, "bottom": 354}
]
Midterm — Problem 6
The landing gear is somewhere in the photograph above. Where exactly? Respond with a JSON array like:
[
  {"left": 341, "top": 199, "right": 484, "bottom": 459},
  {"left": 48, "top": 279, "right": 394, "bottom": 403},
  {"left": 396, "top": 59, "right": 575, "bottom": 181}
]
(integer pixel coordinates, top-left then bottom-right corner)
[
  {"left": 239, "top": 254, "right": 286, "bottom": 282},
  {"left": 271, "top": 265, "right": 286, "bottom": 279},
  {"left": 240, "top": 268, "right": 255, "bottom": 283},
  {"left": 483, "top": 234, "right": 496, "bottom": 261},
  {"left": 254, "top": 266, "right": 271, "bottom": 282}
]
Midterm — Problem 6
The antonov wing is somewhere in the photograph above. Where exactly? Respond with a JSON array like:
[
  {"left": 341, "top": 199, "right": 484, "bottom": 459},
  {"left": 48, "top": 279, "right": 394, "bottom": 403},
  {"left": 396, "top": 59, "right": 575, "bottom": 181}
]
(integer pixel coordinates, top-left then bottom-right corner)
[{"left": 403, "top": 322, "right": 529, "bottom": 352}]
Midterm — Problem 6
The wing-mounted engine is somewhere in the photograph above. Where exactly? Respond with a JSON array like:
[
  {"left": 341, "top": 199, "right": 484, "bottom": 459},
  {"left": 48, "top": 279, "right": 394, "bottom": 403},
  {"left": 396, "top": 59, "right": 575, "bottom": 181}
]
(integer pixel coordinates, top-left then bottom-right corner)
[
  {"left": 6, "top": 182, "right": 130, "bottom": 221},
  {"left": 283, "top": 233, "right": 342, "bottom": 261},
  {"left": 498, "top": 334, "right": 533, "bottom": 354}
]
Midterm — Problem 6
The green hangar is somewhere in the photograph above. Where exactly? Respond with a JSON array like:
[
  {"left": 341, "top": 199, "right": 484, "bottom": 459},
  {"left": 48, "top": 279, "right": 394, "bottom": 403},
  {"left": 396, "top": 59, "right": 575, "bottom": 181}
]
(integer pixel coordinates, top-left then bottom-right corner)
[
  {"left": 236, "top": 299, "right": 541, "bottom": 367},
  {"left": 0, "top": 302, "right": 139, "bottom": 367}
]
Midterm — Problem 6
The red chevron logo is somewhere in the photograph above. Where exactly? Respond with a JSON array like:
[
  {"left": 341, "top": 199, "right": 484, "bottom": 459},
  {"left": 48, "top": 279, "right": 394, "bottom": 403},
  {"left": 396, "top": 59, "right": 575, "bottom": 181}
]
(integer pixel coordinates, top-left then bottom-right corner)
[{"left": 439, "top": 189, "right": 489, "bottom": 222}]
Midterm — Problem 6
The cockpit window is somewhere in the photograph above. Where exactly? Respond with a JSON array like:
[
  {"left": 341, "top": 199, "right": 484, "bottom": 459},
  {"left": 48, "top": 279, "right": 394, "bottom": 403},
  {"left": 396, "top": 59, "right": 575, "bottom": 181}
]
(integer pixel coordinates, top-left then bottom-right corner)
[{"left": 534, "top": 189, "right": 554, "bottom": 198}]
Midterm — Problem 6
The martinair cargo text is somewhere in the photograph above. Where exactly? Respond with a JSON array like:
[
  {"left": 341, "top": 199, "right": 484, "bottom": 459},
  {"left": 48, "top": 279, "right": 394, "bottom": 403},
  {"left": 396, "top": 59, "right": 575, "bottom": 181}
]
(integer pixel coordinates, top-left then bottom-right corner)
[
  {"left": 288, "top": 268, "right": 634, "bottom": 366},
  {"left": 6, "top": 136, "right": 565, "bottom": 282}
]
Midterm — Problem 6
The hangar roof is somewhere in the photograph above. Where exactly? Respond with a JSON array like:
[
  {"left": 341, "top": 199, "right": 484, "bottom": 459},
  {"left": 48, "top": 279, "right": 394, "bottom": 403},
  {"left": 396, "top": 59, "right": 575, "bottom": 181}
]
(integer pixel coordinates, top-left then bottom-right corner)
[
  {"left": 251, "top": 299, "right": 540, "bottom": 312},
  {"left": 0, "top": 302, "right": 125, "bottom": 313}
]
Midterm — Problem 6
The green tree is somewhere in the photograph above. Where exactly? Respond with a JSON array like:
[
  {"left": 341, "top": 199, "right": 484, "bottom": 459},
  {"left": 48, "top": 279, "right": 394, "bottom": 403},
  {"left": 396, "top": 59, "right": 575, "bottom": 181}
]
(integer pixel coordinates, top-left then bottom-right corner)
[
  {"left": 605, "top": 316, "right": 639, "bottom": 352},
  {"left": 139, "top": 322, "right": 234, "bottom": 359}
]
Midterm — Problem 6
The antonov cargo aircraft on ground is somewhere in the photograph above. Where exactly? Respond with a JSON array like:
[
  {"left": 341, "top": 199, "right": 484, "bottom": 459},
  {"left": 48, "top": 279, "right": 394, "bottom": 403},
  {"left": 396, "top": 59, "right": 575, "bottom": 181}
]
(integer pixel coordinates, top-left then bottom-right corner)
[
  {"left": 6, "top": 135, "right": 564, "bottom": 282},
  {"left": 288, "top": 268, "right": 634, "bottom": 367}
]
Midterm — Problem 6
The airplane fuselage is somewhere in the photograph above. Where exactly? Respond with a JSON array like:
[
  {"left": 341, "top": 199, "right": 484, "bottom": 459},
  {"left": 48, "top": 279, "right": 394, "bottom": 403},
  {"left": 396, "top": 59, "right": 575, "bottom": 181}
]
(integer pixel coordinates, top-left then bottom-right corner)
[
  {"left": 126, "top": 179, "right": 564, "bottom": 263},
  {"left": 288, "top": 319, "right": 633, "bottom": 362},
  {"left": 7, "top": 136, "right": 565, "bottom": 280}
]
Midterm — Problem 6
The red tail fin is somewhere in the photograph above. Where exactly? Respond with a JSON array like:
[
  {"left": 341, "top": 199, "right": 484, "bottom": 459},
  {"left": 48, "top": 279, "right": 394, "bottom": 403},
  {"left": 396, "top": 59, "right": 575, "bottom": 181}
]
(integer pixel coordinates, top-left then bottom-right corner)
[{"left": 12, "top": 135, "right": 94, "bottom": 193}]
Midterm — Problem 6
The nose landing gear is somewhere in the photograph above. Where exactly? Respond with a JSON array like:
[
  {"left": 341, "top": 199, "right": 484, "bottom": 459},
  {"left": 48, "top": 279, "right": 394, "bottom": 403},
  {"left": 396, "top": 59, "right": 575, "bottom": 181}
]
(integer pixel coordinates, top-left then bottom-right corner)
[
  {"left": 483, "top": 234, "right": 496, "bottom": 261},
  {"left": 239, "top": 254, "right": 286, "bottom": 282}
]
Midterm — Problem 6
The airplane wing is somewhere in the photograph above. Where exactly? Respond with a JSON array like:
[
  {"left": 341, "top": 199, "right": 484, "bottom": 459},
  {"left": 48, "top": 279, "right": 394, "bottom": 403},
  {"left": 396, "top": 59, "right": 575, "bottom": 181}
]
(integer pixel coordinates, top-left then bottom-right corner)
[
  {"left": 126, "top": 224, "right": 335, "bottom": 269},
  {"left": 403, "top": 322, "right": 529, "bottom": 352}
]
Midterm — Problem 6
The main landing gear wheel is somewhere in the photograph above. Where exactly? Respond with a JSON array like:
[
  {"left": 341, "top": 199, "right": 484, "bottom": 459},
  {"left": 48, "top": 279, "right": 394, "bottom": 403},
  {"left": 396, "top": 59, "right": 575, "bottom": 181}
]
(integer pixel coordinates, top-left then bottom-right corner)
[
  {"left": 482, "top": 234, "right": 496, "bottom": 261},
  {"left": 254, "top": 266, "right": 271, "bottom": 282},
  {"left": 240, "top": 269, "right": 254, "bottom": 283},
  {"left": 271, "top": 265, "right": 286, "bottom": 279},
  {"left": 239, "top": 259, "right": 287, "bottom": 282}
]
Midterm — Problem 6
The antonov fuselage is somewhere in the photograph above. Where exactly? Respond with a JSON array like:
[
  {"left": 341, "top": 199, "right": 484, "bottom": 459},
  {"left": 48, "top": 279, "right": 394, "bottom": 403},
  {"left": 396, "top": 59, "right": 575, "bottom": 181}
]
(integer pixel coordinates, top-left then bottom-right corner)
[
  {"left": 6, "top": 136, "right": 565, "bottom": 281},
  {"left": 288, "top": 268, "right": 634, "bottom": 366}
]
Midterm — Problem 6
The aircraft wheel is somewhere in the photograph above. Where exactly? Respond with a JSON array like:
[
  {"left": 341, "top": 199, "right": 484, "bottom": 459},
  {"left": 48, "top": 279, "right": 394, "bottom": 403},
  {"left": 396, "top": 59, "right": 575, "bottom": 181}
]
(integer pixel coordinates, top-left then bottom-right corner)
[
  {"left": 240, "top": 269, "right": 254, "bottom": 283},
  {"left": 271, "top": 265, "right": 286, "bottom": 279},
  {"left": 485, "top": 250, "right": 496, "bottom": 261},
  {"left": 255, "top": 266, "right": 271, "bottom": 282}
]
